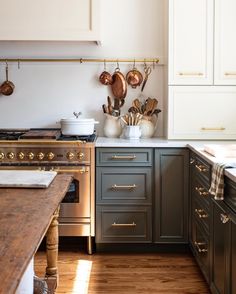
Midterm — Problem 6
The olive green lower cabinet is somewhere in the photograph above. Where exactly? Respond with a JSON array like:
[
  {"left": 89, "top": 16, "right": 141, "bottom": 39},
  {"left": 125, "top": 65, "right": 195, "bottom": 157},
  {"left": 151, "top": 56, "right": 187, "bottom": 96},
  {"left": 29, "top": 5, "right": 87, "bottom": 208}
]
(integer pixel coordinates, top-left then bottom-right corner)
[
  {"left": 211, "top": 179, "right": 236, "bottom": 294},
  {"left": 154, "top": 148, "right": 189, "bottom": 243},
  {"left": 96, "top": 148, "right": 153, "bottom": 246}
]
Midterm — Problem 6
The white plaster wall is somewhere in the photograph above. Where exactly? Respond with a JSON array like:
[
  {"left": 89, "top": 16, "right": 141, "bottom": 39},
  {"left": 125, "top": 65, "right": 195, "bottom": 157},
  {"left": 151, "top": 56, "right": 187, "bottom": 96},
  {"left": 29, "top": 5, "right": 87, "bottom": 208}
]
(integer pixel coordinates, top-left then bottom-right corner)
[{"left": 0, "top": 0, "right": 166, "bottom": 137}]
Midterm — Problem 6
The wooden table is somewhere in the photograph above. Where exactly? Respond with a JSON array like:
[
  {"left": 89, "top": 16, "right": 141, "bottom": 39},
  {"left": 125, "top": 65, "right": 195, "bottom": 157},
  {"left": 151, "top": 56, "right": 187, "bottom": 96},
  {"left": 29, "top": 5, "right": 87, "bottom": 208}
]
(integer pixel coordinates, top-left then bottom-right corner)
[{"left": 0, "top": 174, "right": 72, "bottom": 294}]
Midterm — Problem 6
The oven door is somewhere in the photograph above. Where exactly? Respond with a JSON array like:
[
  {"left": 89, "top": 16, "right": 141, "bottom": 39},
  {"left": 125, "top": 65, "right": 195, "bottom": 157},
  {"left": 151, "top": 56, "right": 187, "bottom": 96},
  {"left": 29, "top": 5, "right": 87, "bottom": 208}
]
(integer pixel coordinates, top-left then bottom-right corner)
[{"left": 53, "top": 166, "right": 91, "bottom": 219}]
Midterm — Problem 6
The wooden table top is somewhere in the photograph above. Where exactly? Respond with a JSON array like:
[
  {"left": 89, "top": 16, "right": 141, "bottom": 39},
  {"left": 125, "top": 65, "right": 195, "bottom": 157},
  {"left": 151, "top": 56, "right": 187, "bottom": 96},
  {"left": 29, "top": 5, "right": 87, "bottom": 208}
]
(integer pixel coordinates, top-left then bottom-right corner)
[{"left": 0, "top": 174, "right": 72, "bottom": 294}]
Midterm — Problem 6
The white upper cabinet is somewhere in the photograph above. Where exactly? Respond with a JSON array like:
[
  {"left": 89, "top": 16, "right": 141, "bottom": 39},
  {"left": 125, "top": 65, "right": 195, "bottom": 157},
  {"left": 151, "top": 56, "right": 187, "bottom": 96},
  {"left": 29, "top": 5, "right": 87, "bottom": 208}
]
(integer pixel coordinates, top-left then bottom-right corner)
[
  {"left": 214, "top": 0, "right": 236, "bottom": 85},
  {"left": 0, "top": 0, "right": 100, "bottom": 42},
  {"left": 168, "top": 86, "right": 236, "bottom": 140},
  {"left": 168, "top": 0, "right": 213, "bottom": 85}
]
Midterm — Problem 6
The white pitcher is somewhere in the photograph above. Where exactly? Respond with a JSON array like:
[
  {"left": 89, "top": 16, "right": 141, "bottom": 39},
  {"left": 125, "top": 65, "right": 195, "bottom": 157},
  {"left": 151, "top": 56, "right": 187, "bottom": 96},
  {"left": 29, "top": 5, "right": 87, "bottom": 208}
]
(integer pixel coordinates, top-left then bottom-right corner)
[{"left": 103, "top": 114, "right": 122, "bottom": 138}]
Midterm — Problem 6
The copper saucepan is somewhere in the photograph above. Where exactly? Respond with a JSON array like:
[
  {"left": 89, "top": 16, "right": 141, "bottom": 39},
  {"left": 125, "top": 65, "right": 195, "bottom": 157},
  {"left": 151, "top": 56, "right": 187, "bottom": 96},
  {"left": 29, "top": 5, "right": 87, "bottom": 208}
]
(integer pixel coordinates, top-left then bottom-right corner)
[
  {"left": 0, "top": 62, "right": 15, "bottom": 96},
  {"left": 99, "top": 60, "right": 113, "bottom": 85}
]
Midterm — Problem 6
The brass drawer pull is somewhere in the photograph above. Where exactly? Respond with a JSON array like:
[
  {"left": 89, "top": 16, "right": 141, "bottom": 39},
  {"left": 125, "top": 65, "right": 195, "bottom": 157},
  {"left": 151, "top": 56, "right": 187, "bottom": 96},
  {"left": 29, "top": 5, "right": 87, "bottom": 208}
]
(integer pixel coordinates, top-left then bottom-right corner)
[
  {"left": 111, "top": 184, "right": 137, "bottom": 190},
  {"left": 201, "top": 127, "right": 225, "bottom": 131},
  {"left": 225, "top": 72, "right": 236, "bottom": 76},
  {"left": 111, "top": 155, "right": 136, "bottom": 160},
  {"left": 179, "top": 72, "right": 203, "bottom": 76},
  {"left": 220, "top": 213, "right": 230, "bottom": 224},
  {"left": 112, "top": 222, "right": 136, "bottom": 227},
  {"left": 194, "top": 241, "right": 208, "bottom": 253},
  {"left": 195, "top": 208, "right": 208, "bottom": 219},
  {"left": 195, "top": 164, "right": 208, "bottom": 173},
  {"left": 190, "top": 158, "right": 195, "bottom": 164},
  {"left": 195, "top": 186, "right": 209, "bottom": 197}
]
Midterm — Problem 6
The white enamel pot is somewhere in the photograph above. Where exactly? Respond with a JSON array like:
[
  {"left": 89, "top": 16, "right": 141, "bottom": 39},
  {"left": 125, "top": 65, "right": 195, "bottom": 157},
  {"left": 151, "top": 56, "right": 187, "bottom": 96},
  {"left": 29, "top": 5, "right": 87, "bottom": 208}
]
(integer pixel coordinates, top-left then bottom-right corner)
[{"left": 61, "top": 114, "right": 99, "bottom": 136}]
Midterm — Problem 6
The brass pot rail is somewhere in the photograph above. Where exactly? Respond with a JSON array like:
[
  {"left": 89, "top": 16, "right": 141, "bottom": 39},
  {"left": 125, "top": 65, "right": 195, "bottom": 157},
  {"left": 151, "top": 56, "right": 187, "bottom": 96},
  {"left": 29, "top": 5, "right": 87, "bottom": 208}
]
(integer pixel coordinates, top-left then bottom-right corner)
[{"left": 0, "top": 58, "right": 160, "bottom": 64}]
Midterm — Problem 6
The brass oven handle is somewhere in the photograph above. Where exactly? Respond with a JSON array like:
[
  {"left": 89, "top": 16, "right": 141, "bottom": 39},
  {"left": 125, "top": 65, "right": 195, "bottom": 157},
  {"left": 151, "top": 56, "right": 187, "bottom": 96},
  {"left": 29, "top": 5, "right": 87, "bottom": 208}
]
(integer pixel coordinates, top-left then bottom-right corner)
[
  {"left": 52, "top": 167, "right": 88, "bottom": 174},
  {"left": 220, "top": 213, "right": 230, "bottom": 224},
  {"left": 111, "top": 155, "right": 136, "bottom": 160},
  {"left": 195, "top": 164, "right": 208, "bottom": 173},
  {"left": 194, "top": 241, "right": 208, "bottom": 253},
  {"left": 112, "top": 222, "right": 136, "bottom": 227},
  {"left": 195, "top": 208, "right": 208, "bottom": 219},
  {"left": 111, "top": 184, "right": 137, "bottom": 190},
  {"left": 195, "top": 186, "right": 209, "bottom": 197},
  {"left": 179, "top": 72, "right": 203, "bottom": 76},
  {"left": 201, "top": 127, "right": 225, "bottom": 131}
]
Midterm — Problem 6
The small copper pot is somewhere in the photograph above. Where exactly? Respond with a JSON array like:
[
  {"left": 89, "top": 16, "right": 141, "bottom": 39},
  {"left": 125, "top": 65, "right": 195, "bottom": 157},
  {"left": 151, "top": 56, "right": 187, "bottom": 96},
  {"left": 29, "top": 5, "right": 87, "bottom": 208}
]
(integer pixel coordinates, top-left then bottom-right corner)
[
  {"left": 0, "top": 64, "right": 15, "bottom": 96},
  {"left": 99, "top": 71, "right": 113, "bottom": 85},
  {"left": 126, "top": 68, "right": 143, "bottom": 88}
]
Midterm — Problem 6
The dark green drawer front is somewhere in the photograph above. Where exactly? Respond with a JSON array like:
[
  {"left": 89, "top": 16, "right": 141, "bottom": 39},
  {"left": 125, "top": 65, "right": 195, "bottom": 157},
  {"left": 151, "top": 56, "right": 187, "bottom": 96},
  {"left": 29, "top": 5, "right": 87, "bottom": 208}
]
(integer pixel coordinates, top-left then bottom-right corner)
[
  {"left": 96, "top": 148, "right": 152, "bottom": 167},
  {"left": 96, "top": 206, "right": 152, "bottom": 243},
  {"left": 193, "top": 197, "right": 210, "bottom": 234},
  {"left": 96, "top": 167, "right": 152, "bottom": 204},
  {"left": 190, "top": 153, "right": 211, "bottom": 185},
  {"left": 192, "top": 175, "right": 211, "bottom": 208},
  {"left": 192, "top": 219, "right": 210, "bottom": 282}
]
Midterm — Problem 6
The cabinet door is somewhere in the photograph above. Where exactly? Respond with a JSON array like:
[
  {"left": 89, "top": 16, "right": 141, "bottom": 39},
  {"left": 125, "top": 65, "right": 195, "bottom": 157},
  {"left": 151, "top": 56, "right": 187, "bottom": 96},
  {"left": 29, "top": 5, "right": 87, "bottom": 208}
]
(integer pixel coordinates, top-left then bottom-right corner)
[
  {"left": 154, "top": 148, "right": 189, "bottom": 243},
  {"left": 168, "top": 0, "right": 213, "bottom": 85},
  {"left": 168, "top": 86, "right": 236, "bottom": 139},
  {"left": 214, "top": 0, "right": 236, "bottom": 85},
  {"left": 230, "top": 214, "right": 236, "bottom": 294},
  {"left": 211, "top": 201, "right": 228, "bottom": 294},
  {"left": 0, "top": 0, "right": 100, "bottom": 41}
]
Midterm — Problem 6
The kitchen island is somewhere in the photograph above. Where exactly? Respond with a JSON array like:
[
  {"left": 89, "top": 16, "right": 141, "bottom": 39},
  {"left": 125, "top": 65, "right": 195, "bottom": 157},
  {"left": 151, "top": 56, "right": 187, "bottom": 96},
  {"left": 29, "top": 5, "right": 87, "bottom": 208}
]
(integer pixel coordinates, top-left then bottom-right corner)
[{"left": 0, "top": 174, "right": 72, "bottom": 294}]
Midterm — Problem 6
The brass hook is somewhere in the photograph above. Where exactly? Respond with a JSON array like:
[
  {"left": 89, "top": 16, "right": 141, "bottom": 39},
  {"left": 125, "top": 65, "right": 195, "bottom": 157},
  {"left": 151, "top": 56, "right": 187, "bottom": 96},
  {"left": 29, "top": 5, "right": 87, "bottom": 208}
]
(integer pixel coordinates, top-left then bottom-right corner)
[
  {"left": 144, "top": 58, "right": 147, "bottom": 70},
  {"left": 18, "top": 59, "right": 20, "bottom": 70},
  {"left": 104, "top": 59, "right": 106, "bottom": 71},
  {"left": 133, "top": 59, "right": 136, "bottom": 69},
  {"left": 116, "top": 59, "right": 120, "bottom": 71},
  {"left": 153, "top": 59, "right": 156, "bottom": 70}
]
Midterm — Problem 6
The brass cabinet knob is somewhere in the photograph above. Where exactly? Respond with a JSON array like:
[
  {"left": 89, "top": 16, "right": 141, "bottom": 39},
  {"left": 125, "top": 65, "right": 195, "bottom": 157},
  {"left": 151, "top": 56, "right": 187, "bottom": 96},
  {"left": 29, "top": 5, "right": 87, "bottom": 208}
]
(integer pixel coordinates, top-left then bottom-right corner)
[
  {"left": 7, "top": 152, "right": 15, "bottom": 160},
  {"left": 37, "top": 152, "right": 45, "bottom": 160},
  {"left": 0, "top": 152, "right": 5, "bottom": 160},
  {"left": 28, "top": 152, "right": 35, "bottom": 160},
  {"left": 77, "top": 152, "right": 84, "bottom": 160},
  {"left": 18, "top": 152, "right": 25, "bottom": 160},
  {"left": 47, "top": 152, "right": 55, "bottom": 160},
  {"left": 67, "top": 152, "right": 75, "bottom": 160}
]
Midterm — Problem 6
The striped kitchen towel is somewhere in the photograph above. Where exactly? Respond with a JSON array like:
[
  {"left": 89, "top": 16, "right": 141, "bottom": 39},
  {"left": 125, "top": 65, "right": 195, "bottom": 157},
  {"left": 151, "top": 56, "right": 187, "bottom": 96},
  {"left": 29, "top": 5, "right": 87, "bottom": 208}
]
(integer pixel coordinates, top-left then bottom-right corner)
[{"left": 209, "top": 162, "right": 233, "bottom": 200}]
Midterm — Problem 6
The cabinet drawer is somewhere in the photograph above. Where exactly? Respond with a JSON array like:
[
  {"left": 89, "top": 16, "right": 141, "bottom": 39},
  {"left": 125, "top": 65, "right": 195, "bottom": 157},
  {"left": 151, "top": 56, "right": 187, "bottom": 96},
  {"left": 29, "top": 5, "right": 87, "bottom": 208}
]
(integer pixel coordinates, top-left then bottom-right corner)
[
  {"left": 96, "top": 206, "right": 152, "bottom": 243},
  {"left": 190, "top": 153, "right": 211, "bottom": 185},
  {"left": 191, "top": 220, "right": 210, "bottom": 282},
  {"left": 193, "top": 198, "right": 210, "bottom": 233},
  {"left": 192, "top": 175, "right": 211, "bottom": 208},
  {"left": 96, "top": 148, "right": 152, "bottom": 167},
  {"left": 96, "top": 167, "right": 152, "bottom": 204}
]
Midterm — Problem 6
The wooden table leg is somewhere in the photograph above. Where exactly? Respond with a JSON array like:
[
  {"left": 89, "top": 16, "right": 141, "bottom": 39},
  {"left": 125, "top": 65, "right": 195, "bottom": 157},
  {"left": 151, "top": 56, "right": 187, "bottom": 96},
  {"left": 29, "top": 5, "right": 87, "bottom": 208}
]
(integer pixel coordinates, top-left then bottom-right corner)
[{"left": 45, "top": 205, "right": 60, "bottom": 288}]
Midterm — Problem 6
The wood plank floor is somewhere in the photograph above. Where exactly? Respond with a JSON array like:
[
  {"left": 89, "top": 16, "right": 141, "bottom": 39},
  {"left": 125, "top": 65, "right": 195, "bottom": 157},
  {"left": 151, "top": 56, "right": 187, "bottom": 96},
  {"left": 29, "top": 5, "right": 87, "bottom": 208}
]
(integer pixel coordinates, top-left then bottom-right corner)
[{"left": 34, "top": 250, "right": 210, "bottom": 294}]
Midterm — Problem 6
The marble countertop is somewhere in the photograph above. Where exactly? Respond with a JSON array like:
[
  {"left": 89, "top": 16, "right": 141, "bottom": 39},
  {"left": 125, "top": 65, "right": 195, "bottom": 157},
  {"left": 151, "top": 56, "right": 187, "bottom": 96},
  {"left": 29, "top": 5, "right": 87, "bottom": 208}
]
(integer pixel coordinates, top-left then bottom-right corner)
[{"left": 95, "top": 137, "right": 236, "bottom": 183}]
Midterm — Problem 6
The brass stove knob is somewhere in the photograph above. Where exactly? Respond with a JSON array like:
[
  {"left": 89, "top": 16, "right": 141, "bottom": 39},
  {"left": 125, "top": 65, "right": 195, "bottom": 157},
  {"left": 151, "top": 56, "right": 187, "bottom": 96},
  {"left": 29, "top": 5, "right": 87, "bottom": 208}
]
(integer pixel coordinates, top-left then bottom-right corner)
[
  {"left": 67, "top": 152, "right": 75, "bottom": 160},
  {"left": 47, "top": 152, "right": 55, "bottom": 160},
  {"left": 7, "top": 152, "right": 15, "bottom": 160},
  {"left": 77, "top": 152, "right": 84, "bottom": 161},
  {"left": 37, "top": 152, "right": 45, "bottom": 160},
  {"left": 28, "top": 152, "right": 35, "bottom": 160},
  {"left": 0, "top": 152, "right": 5, "bottom": 160},
  {"left": 18, "top": 152, "right": 25, "bottom": 160}
]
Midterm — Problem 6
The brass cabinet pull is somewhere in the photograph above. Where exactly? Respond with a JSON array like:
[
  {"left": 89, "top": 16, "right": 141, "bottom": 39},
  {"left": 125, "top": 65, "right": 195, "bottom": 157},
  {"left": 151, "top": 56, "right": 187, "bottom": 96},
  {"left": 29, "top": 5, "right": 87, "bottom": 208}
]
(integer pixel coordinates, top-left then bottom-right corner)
[
  {"left": 201, "top": 127, "right": 225, "bottom": 131},
  {"left": 195, "top": 186, "right": 209, "bottom": 197},
  {"left": 194, "top": 241, "right": 208, "bottom": 253},
  {"left": 195, "top": 208, "right": 208, "bottom": 219},
  {"left": 111, "top": 184, "right": 137, "bottom": 190},
  {"left": 111, "top": 155, "right": 136, "bottom": 160},
  {"left": 225, "top": 72, "right": 236, "bottom": 76},
  {"left": 195, "top": 164, "right": 208, "bottom": 173},
  {"left": 190, "top": 158, "right": 195, "bottom": 165},
  {"left": 112, "top": 222, "right": 136, "bottom": 227},
  {"left": 220, "top": 213, "right": 230, "bottom": 224},
  {"left": 178, "top": 72, "right": 204, "bottom": 76}
]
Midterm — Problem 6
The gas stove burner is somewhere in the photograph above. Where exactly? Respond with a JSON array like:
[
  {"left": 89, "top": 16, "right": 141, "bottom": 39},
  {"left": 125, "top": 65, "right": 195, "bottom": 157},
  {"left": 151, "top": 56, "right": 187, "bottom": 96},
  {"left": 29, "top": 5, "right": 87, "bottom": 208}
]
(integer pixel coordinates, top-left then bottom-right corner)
[
  {"left": 58, "top": 133, "right": 97, "bottom": 142},
  {"left": 0, "top": 131, "right": 27, "bottom": 140}
]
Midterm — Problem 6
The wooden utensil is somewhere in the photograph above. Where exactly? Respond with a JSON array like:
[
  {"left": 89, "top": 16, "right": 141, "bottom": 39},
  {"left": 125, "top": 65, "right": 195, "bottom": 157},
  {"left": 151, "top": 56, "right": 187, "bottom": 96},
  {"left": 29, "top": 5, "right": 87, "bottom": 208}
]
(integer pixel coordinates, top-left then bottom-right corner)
[{"left": 107, "top": 96, "right": 113, "bottom": 114}]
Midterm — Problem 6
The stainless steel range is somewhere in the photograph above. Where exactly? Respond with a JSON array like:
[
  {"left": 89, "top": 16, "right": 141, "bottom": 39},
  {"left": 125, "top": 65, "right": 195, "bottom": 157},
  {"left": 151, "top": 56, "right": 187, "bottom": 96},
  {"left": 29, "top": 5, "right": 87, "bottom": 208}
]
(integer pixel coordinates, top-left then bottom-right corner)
[{"left": 0, "top": 129, "right": 95, "bottom": 254}]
